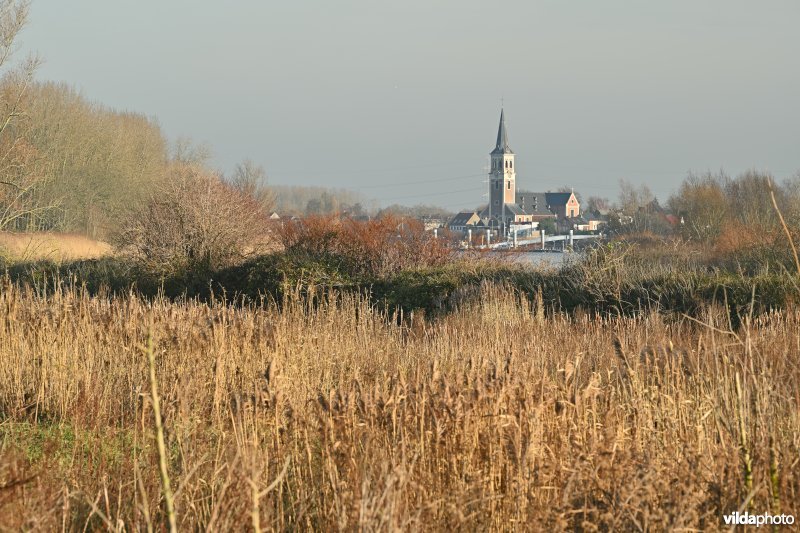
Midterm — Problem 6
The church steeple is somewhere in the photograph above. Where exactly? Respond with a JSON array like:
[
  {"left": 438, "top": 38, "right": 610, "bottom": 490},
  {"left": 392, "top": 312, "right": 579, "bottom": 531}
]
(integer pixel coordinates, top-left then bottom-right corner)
[
  {"left": 487, "top": 108, "right": 517, "bottom": 233},
  {"left": 492, "top": 108, "right": 513, "bottom": 155}
]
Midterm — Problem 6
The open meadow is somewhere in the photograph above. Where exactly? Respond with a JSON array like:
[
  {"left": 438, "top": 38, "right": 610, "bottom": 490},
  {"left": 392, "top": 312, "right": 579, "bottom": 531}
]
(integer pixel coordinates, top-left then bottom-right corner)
[
  {"left": 0, "top": 233, "right": 112, "bottom": 263},
  {"left": 0, "top": 274, "right": 798, "bottom": 531}
]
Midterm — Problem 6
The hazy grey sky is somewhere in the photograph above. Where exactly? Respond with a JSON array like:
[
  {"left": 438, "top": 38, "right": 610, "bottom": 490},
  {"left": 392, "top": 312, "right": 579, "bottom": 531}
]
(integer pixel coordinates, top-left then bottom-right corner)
[{"left": 21, "top": 1, "right": 800, "bottom": 209}]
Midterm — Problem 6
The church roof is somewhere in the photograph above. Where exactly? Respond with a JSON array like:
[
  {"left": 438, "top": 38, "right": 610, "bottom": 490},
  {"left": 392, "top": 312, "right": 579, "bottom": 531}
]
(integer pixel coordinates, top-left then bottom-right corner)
[
  {"left": 504, "top": 203, "right": 526, "bottom": 216},
  {"left": 516, "top": 192, "right": 552, "bottom": 216},
  {"left": 544, "top": 192, "right": 573, "bottom": 206},
  {"left": 491, "top": 109, "right": 513, "bottom": 155},
  {"left": 448, "top": 211, "right": 480, "bottom": 226}
]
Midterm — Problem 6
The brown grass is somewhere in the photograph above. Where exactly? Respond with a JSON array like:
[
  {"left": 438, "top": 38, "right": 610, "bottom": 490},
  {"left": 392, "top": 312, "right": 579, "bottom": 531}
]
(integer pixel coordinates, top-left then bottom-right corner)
[
  {"left": 0, "top": 282, "right": 798, "bottom": 530},
  {"left": 0, "top": 232, "right": 112, "bottom": 262}
]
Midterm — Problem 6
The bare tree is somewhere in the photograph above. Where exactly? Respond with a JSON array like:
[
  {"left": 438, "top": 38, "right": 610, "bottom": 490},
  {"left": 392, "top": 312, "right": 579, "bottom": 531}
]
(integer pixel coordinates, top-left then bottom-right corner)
[
  {"left": 613, "top": 179, "right": 668, "bottom": 234},
  {"left": 783, "top": 172, "right": 800, "bottom": 227},
  {"left": 171, "top": 137, "right": 212, "bottom": 166},
  {"left": 22, "top": 82, "right": 168, "bottom": 236},
  {"left": 667, "top": 172, "right": 729, "bottom": 242},
  {"left": 585, "top": 196, "right": 611, "bottom": 214},
  {"left": 0, "top": 1, "right": 52, "bottom": 231},
  {"left": 113, "top": 163, "right": 271, "bottom": 274},
  {"left": 229, "top": 158, "right": 275, "bottom": 215},
  {"left": 617, "top": 179, "right": 654, "bottom": 215},
  {"left": 725, "top": 171, "right": 782, "bottom": 231}
]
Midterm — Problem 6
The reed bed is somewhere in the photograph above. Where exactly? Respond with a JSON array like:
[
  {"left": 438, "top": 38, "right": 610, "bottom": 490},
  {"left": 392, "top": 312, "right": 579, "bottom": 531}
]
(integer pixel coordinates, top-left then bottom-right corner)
[{"left": 0, "top": 280, "right": 797, "bottom": 531}]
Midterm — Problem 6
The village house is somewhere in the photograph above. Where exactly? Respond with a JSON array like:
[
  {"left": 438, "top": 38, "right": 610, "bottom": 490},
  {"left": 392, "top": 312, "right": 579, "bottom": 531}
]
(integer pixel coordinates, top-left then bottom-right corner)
[
  {"left": 447, "top": 211, "right": 481, "bottom": 233},
  {"left": 574, "top": 217, "right": 605, "bottom": 232}
]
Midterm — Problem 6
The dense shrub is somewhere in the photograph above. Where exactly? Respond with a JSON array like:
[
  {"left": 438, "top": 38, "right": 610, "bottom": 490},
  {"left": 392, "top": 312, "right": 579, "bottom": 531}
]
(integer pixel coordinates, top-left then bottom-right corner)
[
  {"left": 111, "top": 163, "right": 272, "bottom": 275},
  {"left": 278, "top": 214, "right": 451, "bottom": 277}
]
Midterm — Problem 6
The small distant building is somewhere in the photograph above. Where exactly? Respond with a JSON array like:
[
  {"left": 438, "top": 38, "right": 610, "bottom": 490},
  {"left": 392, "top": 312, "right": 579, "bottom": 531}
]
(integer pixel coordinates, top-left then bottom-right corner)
[
  {"left": 268, "top": 212, "right": 281, "bottom": 220},
  {"left": 420, "top": 216, "right": 447, "bottom": 231},
  {"left": 447, "top": 211, "right": 481, "bottom": 233},
  {"left": 542, "top": 192, "right": 580, "bottom": 219},
  {"left": 575, "top": 217, "right": 605, "bottom": 232}
]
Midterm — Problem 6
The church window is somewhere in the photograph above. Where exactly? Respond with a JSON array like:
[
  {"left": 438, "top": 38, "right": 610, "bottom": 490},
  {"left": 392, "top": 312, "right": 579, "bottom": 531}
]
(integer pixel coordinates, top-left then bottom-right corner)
[
  {"left": 510, "top": 160, "right": 513, "bottom": 169},
  {"left": 507, "top": 181, "right": 511, "bottom": 189}
]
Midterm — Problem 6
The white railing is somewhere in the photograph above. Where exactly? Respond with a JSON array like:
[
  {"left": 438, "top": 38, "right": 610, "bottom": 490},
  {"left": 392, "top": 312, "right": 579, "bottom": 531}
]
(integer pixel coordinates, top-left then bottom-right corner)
[{"left": 475, "top": 232, "right": 602, "bottom": 250}]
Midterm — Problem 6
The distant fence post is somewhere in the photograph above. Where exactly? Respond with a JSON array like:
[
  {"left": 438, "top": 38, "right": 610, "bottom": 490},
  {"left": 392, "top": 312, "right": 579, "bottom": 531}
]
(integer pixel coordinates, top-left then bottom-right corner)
[
  {"left": 486, "top": 229, "right": 491, "bottom": 248},
  {"left": 433, "top": 228, "right": 438, "bottom": 239},
  {"left": 541, "top": 229, "right": 546, "bottom": 250},
  {"left": 467, "top": 229, "right": 472, "bottom": 248},
  {"left": 569, "top": 229, "right": 573, "bottom": 248}
]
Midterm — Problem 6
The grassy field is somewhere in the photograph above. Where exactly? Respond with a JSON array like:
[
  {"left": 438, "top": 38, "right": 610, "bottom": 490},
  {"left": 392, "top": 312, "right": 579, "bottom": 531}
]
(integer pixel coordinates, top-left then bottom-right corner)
[
  {"left": 0, "top": 278, "right": 797, "bottom": 531},
  {"left": 0, "top": 232, "right": 112, "bottom": 262}
]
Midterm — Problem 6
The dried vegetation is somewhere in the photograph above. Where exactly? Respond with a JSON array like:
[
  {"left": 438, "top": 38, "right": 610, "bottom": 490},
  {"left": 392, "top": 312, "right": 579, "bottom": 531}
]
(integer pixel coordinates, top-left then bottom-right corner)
[{"left": 0, "top": 281, "right": 797, "bottom": 531}]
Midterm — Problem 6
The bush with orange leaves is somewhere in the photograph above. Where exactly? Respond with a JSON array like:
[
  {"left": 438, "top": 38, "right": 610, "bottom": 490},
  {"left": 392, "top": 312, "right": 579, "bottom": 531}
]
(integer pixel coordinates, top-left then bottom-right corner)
[
  {"left": 278, "top": 214, "right": 451, "bottom": 277},
  {"left": 711, "top": 219, "right": 800, "bottom": 271}
]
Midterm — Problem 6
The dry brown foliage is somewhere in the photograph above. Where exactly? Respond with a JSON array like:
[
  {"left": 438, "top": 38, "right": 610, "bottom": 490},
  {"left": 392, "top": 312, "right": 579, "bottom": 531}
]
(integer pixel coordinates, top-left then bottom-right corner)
[
  {"left": 714, "top": 221, "right": 778, "bottom": 256},
  {"left": 279, "top": 214, "right": 451, "bottom": 276},
  {"left": 0, "top": 282, "right": 797, "bottom": 530},
  {"left": 112, "top": 163, "right": 273, "bottom": 274}
]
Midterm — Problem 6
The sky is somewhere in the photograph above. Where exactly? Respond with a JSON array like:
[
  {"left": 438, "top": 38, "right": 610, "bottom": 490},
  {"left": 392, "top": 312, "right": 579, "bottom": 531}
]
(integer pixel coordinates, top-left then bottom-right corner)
[{"left": 19, "top": 1, "right": 800, "bottom": 210}]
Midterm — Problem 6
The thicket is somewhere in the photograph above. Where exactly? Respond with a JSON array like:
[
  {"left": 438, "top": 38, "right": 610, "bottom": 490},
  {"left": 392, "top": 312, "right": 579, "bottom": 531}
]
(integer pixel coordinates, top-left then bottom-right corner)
[
  {"left": 111, "top": 163, "right": 274, "bottom": 275},
  {"left": 608, "top": 172, "right": 799, "bottom": 266},
  {"left": 4, "top": 241, "right": 796, "bottom": 326}
]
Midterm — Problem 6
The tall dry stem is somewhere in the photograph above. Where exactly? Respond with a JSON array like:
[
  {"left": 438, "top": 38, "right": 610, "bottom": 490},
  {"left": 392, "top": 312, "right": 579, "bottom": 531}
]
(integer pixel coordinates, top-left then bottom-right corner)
[
  {"left": 768, "top": 177, "right": 800, "bottom": 275},
  {"left": 145, "top": 331, "right": 177, "bottom": 533},
  {"left": 735, "top": 373, "right": 753, "bottom": 501}
]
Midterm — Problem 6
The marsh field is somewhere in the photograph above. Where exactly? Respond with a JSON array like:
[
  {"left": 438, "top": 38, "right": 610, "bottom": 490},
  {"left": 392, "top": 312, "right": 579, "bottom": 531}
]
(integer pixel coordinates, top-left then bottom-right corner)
[
  {"left": 1, "top": 246, "right": 799, "bottom": 531},
  {"left": 1, "top": 0, "right": 800, "bottom": 529}
]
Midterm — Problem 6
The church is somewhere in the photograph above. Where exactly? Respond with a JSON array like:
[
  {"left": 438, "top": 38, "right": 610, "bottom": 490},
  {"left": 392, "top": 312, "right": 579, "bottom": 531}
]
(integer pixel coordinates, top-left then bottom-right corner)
[{"left": 470, "top": 109, "right": 581, "bottom": 236}]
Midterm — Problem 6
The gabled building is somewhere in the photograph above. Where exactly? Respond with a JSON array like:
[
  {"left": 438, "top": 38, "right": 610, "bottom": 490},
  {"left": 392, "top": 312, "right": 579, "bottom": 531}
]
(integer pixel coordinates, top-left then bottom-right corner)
[
  {"left": 543, "top": 192, "right": 580, "bottom": 219},
  {"left": 447, "top": 211, "right": 481, "bottom": 233}
]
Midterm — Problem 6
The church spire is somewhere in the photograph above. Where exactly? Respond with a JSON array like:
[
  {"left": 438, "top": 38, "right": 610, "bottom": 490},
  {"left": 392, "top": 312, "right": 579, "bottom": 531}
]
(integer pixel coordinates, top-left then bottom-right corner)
[{"left": 492, "top": 108, "right": 513, "bottom": 155}]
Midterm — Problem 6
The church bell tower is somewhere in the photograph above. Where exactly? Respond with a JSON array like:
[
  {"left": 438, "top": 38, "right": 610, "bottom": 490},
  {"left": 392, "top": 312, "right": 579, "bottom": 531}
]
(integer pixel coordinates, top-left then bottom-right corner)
[{"left": 488, "top": 109, "right": 515, "bottom": 229}]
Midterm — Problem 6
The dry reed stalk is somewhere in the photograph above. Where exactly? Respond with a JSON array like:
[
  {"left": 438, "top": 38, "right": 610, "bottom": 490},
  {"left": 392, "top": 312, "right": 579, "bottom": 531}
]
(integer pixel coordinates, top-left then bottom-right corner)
[
  {"left": 145, "top": 331, "right": 178, "bottom": 533},
  {"left": 769, "top": 436, "right": 781, "bottom": 520},
  {"left": 735, "top": 373, "right": 753, "bottom": 500},
  {"left": 768, "top": 177, "right": 800, "bottom": 275}
]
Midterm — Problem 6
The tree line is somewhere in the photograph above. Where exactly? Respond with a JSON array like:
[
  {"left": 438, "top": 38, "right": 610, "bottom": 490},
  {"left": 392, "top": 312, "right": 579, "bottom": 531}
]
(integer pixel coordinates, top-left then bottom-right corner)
[{"left": 585, "top": 173, "right": 800, "bottom": 241}]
